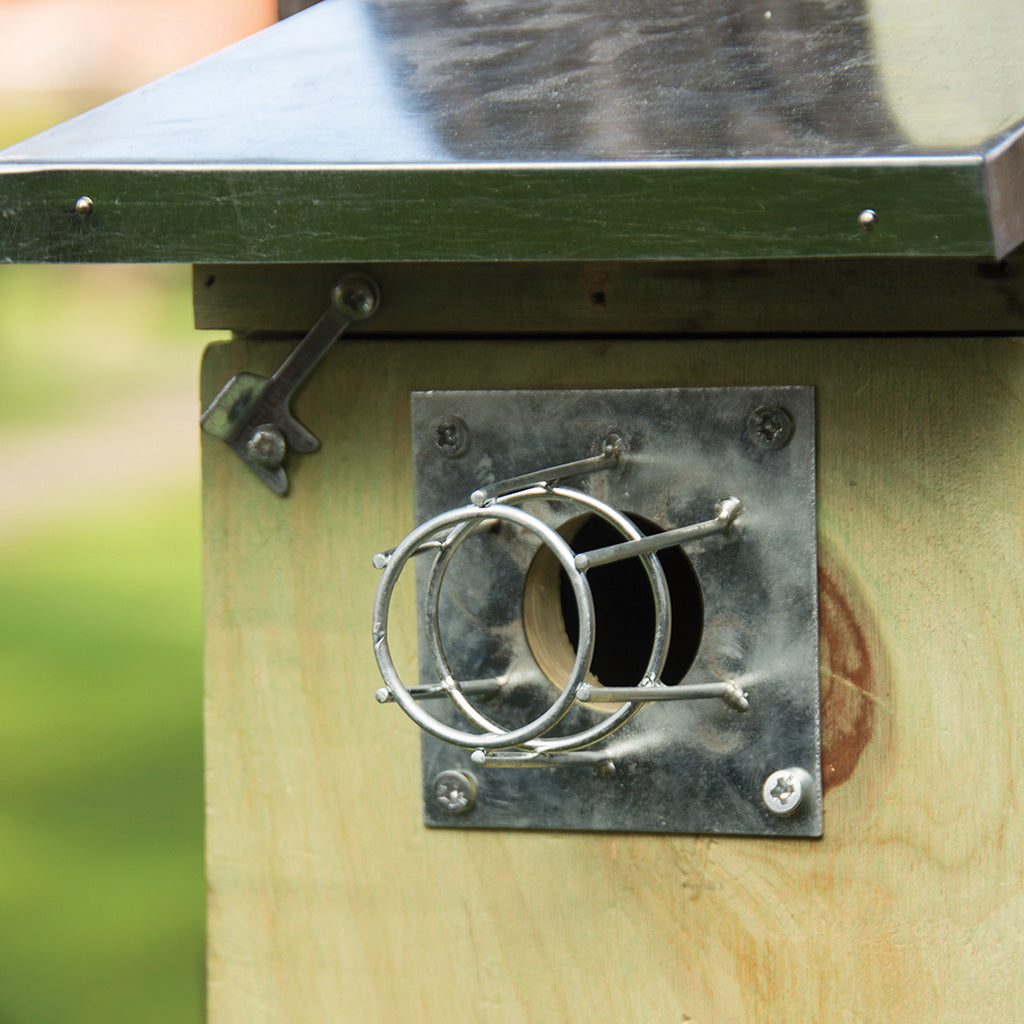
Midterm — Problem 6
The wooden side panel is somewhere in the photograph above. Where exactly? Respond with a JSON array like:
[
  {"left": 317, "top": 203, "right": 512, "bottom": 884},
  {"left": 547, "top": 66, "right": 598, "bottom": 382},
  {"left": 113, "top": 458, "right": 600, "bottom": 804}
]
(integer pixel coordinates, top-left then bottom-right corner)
[
  {"left": 203, "top": 335, "right": 1024, "bottom": 1023},
  {"left": 193, "top": 260, "right": 1024, "bottom": 336}
]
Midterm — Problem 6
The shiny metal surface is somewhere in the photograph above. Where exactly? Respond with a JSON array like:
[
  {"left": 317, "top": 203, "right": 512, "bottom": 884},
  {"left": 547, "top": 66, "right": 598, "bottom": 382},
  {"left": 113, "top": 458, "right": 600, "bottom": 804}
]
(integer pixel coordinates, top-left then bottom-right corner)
[
  {"left": 406, "top": 388, "right": 820, "bottom": 836},
  {"left": 1, "top": 0, "right": 1023, "bottom": 260},
  {"left": 5, "top": 0, "right": 1021, "bottom": 164}
]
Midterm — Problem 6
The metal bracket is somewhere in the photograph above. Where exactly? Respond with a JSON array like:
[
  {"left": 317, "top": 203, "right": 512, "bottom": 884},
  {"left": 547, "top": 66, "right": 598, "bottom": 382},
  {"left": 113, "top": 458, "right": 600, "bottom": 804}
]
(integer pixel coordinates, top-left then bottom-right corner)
[
  {"left": 371, "top": 388, "right": 821, "bottom": 837},
  {"left": 200, "top": 274, "right": 379, "bottom": 494}
]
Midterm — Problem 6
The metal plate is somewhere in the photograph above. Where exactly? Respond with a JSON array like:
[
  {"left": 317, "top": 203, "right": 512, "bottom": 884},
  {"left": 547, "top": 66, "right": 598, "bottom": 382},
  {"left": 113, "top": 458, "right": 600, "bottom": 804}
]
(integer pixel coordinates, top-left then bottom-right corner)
[
  {"left": 3, "top": 0, "right": 1024, "bottom": 260},
  {"left": 405, "top": 388, "right": 820, "bottom": 837}
]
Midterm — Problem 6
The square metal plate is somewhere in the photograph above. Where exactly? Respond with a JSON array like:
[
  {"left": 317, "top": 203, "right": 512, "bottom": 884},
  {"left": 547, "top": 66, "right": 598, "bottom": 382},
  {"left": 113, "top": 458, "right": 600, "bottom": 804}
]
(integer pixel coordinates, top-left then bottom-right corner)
[{"left": 407, "top": 388, "right": 820, "bottom": 836}]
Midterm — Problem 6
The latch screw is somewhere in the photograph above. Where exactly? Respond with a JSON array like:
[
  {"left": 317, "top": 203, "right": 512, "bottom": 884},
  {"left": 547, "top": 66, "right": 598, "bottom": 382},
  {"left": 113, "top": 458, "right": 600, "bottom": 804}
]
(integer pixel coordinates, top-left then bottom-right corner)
[
  {"left": 246, "top": 425, "right": 287, "bottom": 469},
  {"left": 431, "top": 770, "right": 478, "bottom": 815}
]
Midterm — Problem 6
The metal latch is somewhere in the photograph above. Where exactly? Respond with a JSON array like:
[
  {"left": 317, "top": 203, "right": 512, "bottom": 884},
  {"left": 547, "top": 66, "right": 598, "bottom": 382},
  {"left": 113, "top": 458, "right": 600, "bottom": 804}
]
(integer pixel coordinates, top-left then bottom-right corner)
[
  {"left": 371, "top": 388, "right": 821, "bottom": 836},
  {"left": 200, "top": 274, "right": 379, "bottom": 494}
]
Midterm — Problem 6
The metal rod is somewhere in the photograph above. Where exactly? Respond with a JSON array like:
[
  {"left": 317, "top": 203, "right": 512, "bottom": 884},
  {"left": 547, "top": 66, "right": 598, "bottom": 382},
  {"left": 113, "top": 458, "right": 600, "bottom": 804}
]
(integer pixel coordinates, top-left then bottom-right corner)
[
  {"left": 574, "top": 496, "right": 741, "bottom": 571},
  {"left": 578, "top": 680, "right": 749, "bottom": 711},
  {"left": 372, "top": 539, "right": 444, "bottom": 569},
  {"left": 471, "top": 435, "right": 624, "bottom": 506},
  {"left": 375, "top": 679, "right": 504, "bottom": 704},
  {"left": 470, "top": 748, "right": 615, "bottom": 769},
  {"left": 373, "top": 518, "right": 499, "bottom": 569}
]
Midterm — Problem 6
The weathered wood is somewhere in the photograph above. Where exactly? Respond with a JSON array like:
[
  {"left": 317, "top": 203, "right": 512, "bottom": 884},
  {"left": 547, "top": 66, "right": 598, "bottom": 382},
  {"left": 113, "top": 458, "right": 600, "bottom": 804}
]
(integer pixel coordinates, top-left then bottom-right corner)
[
  {"left": 203, "top": 331, "right": 1024, "bottom": 1023},
  {"left": 193, "top": 258, "right": 1024, "bottom": 336}
]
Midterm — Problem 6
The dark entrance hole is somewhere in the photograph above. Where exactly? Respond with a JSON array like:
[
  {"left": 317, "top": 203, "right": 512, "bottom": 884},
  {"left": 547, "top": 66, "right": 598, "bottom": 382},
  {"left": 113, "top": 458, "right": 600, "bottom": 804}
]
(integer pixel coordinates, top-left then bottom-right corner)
[{"left": 523, "top": 512, "right": 704, "bottom": 698}]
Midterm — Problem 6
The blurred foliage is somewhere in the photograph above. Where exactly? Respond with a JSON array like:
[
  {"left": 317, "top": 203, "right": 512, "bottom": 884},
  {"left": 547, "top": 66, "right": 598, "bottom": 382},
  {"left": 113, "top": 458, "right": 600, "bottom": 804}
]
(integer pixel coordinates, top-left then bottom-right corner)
[
  {"left": 1, "top": 103, "right": 206, "bottom": 1024},
  {"left": 0, "top": 490, "right": 204, "bottom": 1024},
  {"left": 0, "top": 264, "right": 197, "bottom": 427}
]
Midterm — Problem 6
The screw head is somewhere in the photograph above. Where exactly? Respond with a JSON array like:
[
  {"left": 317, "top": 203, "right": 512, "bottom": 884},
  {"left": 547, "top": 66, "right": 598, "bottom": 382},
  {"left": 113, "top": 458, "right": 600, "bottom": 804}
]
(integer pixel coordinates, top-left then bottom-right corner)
[
  {"left": 747, "top": 404, "right": 794, "bottom": 450},
  {"left": 434, "top": 416, "right": 469, "bottom": 459},
  {"left": 858, "top": 208, "right": 878, "bottom": 231},
  {"left": 331, "top": 274, "right": 380, "bottom": 320},
  {"left": 74, "top": 195, "right": 94, "bottom": 218},
  {"left": 246, "top": 424, "right": 287, "bottom": 469},
  {"left": 601, "top": 432, "right": 626, "bottom": 457},
  {"left": 431, "top": 770, "right": 478, "bottom": 815},
  {"left": 762, "top": 767, "right": 812, "bottom": 816}
]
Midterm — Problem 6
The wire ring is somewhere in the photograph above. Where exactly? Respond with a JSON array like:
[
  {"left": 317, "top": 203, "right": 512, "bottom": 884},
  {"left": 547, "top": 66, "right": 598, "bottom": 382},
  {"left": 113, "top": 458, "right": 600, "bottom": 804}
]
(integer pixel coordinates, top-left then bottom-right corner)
[
  {"left": 423, "top": 487, "right": 672, "bottom": 752},
  {"left": 372, "top": 503, "right": 596, "bottom": 749}
]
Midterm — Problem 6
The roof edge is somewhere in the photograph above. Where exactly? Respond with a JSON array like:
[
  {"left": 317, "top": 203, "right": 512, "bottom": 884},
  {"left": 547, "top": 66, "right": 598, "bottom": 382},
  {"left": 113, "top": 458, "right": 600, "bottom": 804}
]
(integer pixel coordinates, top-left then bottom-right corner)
[
  {"left": 984, "top": 120, "right": 1024, "bottom": 259},
  {"left": 0, "top": 162, "right": 993, "bottom": 264}
]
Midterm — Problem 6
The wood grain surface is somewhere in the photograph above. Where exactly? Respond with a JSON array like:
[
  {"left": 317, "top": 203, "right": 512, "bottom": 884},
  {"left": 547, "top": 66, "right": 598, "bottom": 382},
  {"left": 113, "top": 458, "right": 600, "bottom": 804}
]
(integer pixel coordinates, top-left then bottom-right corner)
[
  {"left": 202, "top": 333, "right": 1023, "bottom": 1023},
  {"left": 193, "top": 259, "right": 1024, "bottom": 336}
]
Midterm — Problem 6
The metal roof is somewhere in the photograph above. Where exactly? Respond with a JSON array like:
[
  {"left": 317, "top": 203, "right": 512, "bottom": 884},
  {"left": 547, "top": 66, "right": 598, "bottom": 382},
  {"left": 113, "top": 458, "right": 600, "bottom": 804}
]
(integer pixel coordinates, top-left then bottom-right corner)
[{"left": 2, "top": 0, "right": 1023, "bottom": 262}]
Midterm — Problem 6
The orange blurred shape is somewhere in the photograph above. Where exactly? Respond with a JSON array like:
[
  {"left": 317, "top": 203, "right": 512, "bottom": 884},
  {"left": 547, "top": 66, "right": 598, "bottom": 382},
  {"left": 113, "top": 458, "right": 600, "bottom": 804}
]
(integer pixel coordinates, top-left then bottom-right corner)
[{"left": 0, "top": 0, "right": 279, "bottom": 92}]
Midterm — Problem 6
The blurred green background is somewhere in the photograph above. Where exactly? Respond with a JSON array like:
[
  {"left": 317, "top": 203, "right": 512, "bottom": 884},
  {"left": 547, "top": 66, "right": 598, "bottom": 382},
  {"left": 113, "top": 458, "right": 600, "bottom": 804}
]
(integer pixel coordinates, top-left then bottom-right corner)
[
  {"left": 0, "top": 259, "right": 205, "bottom": 1024},
  {"left": 0, "top": 4, "right": 275, "bottom": 1020}
]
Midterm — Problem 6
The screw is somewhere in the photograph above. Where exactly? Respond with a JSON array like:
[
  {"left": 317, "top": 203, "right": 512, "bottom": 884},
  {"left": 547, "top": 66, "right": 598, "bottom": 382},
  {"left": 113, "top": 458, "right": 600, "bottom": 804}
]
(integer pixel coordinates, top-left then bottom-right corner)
[
  {"left": 601, "top": 432, "right": 626, "bottom": 458},
  {"left": 431, "top": 769, "right": 477, "bottom": 815},
  {"left": 331, "top": 274, "right": 380, "bottom": 321},
  {"left": 762, "top": 767, "right": 812, "bottom": 816},
  {"left": 246, "top": 424, "right": 287, "bottom": 469},
  {"left": 747, "top": 404, "right": 794, "bottom": 450},
  {"left": 858, "top": 208, "right": 878, "bottom": 231},
  {"left": 74, "top": 196, "right": 94, "bottom": 219},
  {"left": 434, "top": 416, "right": 469, "bottom": 459}
]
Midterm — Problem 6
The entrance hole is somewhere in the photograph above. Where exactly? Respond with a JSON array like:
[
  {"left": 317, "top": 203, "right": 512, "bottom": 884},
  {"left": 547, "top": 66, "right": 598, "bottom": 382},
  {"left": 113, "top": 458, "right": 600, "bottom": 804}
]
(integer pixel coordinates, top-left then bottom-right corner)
[{"left": 522, "top": 512, "right": 704, "bottom": 697}]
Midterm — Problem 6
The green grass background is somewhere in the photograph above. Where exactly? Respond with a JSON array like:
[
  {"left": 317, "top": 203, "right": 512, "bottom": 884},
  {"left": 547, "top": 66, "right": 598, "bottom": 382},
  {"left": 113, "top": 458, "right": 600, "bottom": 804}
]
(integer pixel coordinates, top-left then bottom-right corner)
[
  {"left": 0, "top": 489, "right": 204, "bottom": 1024},
  {"left": 1, "top": 102, "right": 206, "bottom": 1024}
]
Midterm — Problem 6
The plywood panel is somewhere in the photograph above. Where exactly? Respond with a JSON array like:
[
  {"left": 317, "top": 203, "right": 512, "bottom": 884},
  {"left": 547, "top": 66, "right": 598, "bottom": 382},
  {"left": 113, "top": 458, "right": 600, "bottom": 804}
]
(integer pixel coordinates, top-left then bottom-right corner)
[{"left": 202, "top": 334, "right": 1024, "bottom": 1023}]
